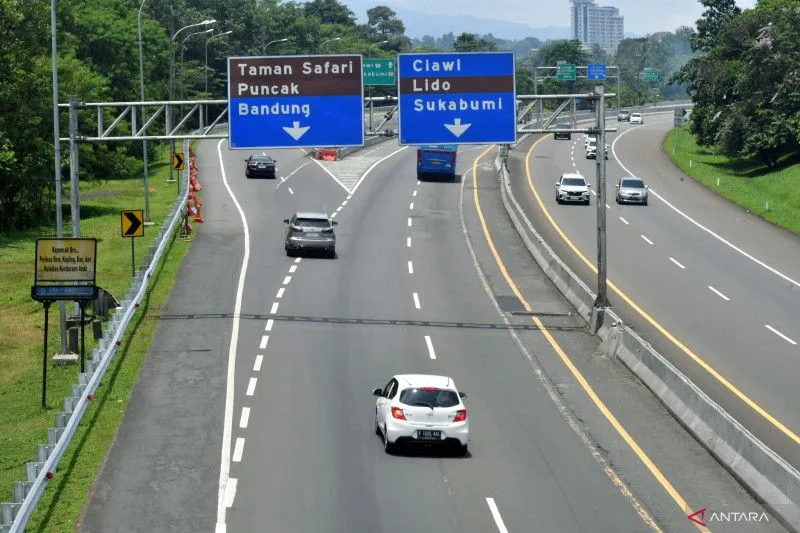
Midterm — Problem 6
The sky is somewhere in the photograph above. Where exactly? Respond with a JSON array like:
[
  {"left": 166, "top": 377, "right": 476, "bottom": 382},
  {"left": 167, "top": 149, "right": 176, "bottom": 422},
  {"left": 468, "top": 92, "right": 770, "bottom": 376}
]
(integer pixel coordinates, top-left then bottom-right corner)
[{"left": 343, "top": 0, "right": 759, "bottom": 37}]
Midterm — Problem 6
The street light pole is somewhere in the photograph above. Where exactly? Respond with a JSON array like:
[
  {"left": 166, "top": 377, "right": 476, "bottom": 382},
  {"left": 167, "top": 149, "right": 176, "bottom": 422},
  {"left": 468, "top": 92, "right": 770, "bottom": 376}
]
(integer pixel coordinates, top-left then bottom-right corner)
[
  {"left": 319, "top": 37, "right": 341, "bottom": 53},
  {"left": 591, "top": 85, "right": 609, "bottom": 333},
  {"left": 206, "top": 31, "right": 232, "bottom": 95},
  {"left": 137, "top": 0, "right": 153, "bottom": 225},
  {"left": 263, "top": 37, "right": 289, "bottom": 53},
  {"left": 180, "top": 29, "right": 213, "bottom": 101}
]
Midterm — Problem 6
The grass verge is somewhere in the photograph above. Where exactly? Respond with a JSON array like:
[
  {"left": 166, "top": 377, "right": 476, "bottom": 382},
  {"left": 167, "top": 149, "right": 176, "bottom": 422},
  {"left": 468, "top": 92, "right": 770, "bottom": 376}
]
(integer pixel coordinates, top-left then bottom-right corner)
[
  {"left": 663, "top": 127, "right": 800, "bottom": 236},
  {"left": 0, "top": 146, "right": 194, "bottom": 531}
]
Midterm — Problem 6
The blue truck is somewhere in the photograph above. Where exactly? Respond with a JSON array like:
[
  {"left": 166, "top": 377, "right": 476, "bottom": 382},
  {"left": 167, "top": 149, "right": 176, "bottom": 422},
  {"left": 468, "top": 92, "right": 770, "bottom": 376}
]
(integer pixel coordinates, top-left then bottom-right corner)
[{"left": 416, "top": 145, "right": 457, "bottom": 180}]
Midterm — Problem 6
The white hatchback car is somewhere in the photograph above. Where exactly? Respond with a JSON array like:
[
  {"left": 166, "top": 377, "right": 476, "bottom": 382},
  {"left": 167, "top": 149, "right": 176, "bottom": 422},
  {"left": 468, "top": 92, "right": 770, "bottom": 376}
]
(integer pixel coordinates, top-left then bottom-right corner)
[
  {"left": 629, "top": 112, "right": 644, "bottom": 124},
  {"left": 374, "top": 374, "right": 469, "bottom": 455}
]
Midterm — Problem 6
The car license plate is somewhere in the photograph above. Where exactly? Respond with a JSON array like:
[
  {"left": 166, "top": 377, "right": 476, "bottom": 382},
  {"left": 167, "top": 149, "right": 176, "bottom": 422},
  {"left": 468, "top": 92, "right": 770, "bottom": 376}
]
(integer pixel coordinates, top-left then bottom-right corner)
[
  {"left": 306, "top": 232, "right": 319, "bottom": 237},
  {"left": 417, "top": 430, "right": 441, "bottom": 440}
]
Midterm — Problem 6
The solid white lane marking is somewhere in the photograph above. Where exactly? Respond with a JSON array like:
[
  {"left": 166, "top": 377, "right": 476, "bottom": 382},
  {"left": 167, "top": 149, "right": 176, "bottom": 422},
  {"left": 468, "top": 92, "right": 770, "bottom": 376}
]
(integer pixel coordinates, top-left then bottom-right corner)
[
  {"left": 413, "top": 292, "right": 421, "bottom": 309},
  {"left": 641, "top": 235, "right": 653, "bottom": 245},
  {"left": 413, "top": 190, "right": 418, "bottom": 197},
  {"left": 288, "top": 187, "right": 293, "bottom": 195},
  {"left": 282, "top": 276, "right": 291, "bottom": 285},
  {"left": 407, "top": 237, "right": 411, "bottom": 247},
  {"left": 239, "top": 407, "right": 250, "bottom": 429},
  {"left": 232, "top": 438, "right": 245, "bottom": 462},
  {"left": 708, "top": 286, "right": 730, "bottom": 301},
  {"left": 308, "top": 153, "right": 349, "bottom": 192},
  {"left": 276, "top": 288, "right": 285, "bottom": 298},
  {"left": 408, "top": 261, "right": 414, "bottom": 274},
  {"left": 410, "top": 202, "right": 415, "bottom": 210},
  {"left": 246, "top": 377, "right": 257, "bottom": 396},
  {"left": 350, "top": 145, "right": 409, "bottom": 195},
  {"left": 215, "top": 139, "right": 251, "bottom": 533},
  {"left": 294, "top": 257, "right": 301, "bottom": 264},
  {"left": 259, "top": 335, "right": 269, "bottom": 350},
  {"left": 265, "top": 319, "right": 274, "bottom": 331},
  {"left": 270, "top": 302, "right": 279, "bottom": 314},
  {"left": 253, "top": 355, "right": 263, "bottom": 372},
  {"left": 224, "top": 478, "right": 238, "bottom": 508},
  {"left": 611, "top": 126, "right": 800, "bottom": 291},
  {"left": 289, "top": 265, "right": 297, "bottom": 273},
  {"left": 619, "top": 217, "right": 629, "bottom": 225},
  {"left": 408, "top": 217, "right": 413, "bottom": 227},
  {"left": 669, "top": 257, "right": 686, "bottom": 270},
  {"left": 486, "top": 498, "right": 510, "bottom": 533},
  {"left": 765, "top": 325, "right": 797, "bottom": 345},
  {"left": 424, "top": 335, "right": 437, "bottom": 360}
]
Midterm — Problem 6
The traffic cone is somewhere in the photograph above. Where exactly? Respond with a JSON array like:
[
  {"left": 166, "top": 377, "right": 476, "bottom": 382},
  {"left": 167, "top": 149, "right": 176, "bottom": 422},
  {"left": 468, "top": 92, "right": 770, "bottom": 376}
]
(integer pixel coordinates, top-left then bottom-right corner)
[{"left": 193, "top": 201, "right": 204, "bottom": 223}]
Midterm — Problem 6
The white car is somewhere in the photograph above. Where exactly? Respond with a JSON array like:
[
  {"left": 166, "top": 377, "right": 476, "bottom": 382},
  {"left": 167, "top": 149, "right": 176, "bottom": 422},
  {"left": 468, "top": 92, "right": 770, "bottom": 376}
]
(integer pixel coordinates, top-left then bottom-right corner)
[
  {"left": 556, "top": 173, "right": 591, "bottom": 205},
  {"left": 374, "top": 374, "right": 469, "bottom": 455},
  {"left": 629, "top": 112, "right": 643, "bottom": 124}
]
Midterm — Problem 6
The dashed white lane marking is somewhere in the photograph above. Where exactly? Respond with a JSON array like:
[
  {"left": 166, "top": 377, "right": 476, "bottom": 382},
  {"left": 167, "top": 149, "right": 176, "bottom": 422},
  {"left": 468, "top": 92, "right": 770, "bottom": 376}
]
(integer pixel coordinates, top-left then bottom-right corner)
[
  {"left": 288, "top": 187, "right": 294, "bottom": 195},
  {"left": 486, "top": 498, "right": 510, "bottom": 533},
  {"left": 253, "top": 355, "right": 263, "bottom": 372},
  {"left": 424, "top": 335, "right": 437, "bottom": 360},
  {"left": 619, "top": 217, "right": 629, "bottom": 225},
  {"left": 282, "top": 276, "right": 291, "bottom": 285},
  {"left": 413, "top": 292, "right": 421, "bottom": 309},
  {"left": 224, "top": 478, "right": 238, "bottom": 508},
  {"left": 330, "top": 212, "right": 337, "bottom": 218},
  {"left": 335, "top": 206, "right": 342, "bottom": 213},
  {"left": 765, "top": 325, "right": 797, "bottom": 345},
  {"left": 407, "top": 237, "right": 412, "bottom": 247},
  {"left": 239, "top": 407, "right": 250, "bottom": 429},
  {"left": 347, "top": 194, "right": 352, "bottom": 200},
  {"left": 413, "top": 190, "right": 418, "bottom": 197},
  {"left": 410, "top": 202, "right": 415, "bottom": 210},
  {"left": 259, "top": 335, "right": 269, "bottom": 350},
  {"left": 276, "top": 288, "right": 285, "bottom": 298},
  {"left": 246, "top": 377, "right": 257, "bottom": 396},
  {"left": 265, "top": 319, "right": 274, "bottom": 331},
  {"left": 408, "top": 261, "right": 414, "bottom": 274},
  {"left": 605, "top": 203, "right": 611, "bottom": 209},
  {"left": 708, "top": 286, "right": 730, "bottom": 301},
  {"left": 590, "top": 190, "right": 597, "bottom": 196},
  {"left": 270, "top": 302, "right": 279, "bottom": 314},
  {"left": 289, "top": 265, "right": 297, "bottom": 273},
  {"left": 294, "top": 257, "right": 301, "bottom": 264},
  {"left": 342, "top": 200, "right": 348, "bottom": 206},
  {"left": 669, "top": 257, "right": 686, "bottom": 270},
  {"left": 232, "top": 438, "right": 245, "bottom": 463},
  {"left": 274, "top": 160, "right": 313, "bottom": 190},
  {"left": 641, "top": 235, "right": 654, "bottom": 245},
  {"left": 408, "top": 217, "right": 413, "bottom": 227}
]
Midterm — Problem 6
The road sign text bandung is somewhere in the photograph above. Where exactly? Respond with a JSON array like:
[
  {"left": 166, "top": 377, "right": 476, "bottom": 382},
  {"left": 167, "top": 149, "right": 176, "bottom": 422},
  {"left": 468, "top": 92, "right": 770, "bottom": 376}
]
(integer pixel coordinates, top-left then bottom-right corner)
[
  {"left": 397, "top": 52, "right": 517, "bottom": 145},
  {"left": 228, "top": 55, "right": 364, "bottom": 149}
]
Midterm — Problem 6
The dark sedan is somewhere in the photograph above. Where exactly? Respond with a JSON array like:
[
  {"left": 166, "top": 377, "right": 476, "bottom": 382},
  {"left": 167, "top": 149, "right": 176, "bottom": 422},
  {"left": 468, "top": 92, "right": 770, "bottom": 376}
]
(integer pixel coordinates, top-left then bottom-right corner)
[
  {"left": 245, "top": 154, "right": 277, "bottom": 179},
  {"left": 553, "top": 123, "right": 572, "bottom": 140},
  {"left": 617, "top": 110, "right": 631, "bottom": 121}
]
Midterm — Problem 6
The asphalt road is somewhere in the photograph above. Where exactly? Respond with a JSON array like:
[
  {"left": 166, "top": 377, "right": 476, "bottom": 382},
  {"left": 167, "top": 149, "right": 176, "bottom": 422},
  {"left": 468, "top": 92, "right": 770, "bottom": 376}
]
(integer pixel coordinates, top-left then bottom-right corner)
[
  {"left": 81, "top": 137, "right": 787, "bottom": 533},
  {"left": 507, "top": 114, "right": 800, "bottom": 468}
]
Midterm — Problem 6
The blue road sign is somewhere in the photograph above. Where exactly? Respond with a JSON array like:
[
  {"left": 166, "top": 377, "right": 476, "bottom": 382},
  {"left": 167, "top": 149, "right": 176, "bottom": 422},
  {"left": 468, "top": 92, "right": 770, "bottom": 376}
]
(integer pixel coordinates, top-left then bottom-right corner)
[
  {"left": 397, "top": 52, "right": 517, "bottom": 145},
  {"left": 228, "top": 54, "right": 364, "bottom": 149},
  {"left": 587, "top": 63, "right": 607, "bottom": 81}
]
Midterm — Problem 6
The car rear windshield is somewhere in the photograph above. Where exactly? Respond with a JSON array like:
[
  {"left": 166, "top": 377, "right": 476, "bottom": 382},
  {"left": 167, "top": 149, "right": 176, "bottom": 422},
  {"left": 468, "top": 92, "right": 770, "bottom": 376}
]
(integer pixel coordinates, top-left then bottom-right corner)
[
  {"left": 557, "top": 124, "right": 570, "bottom": 129},
  {"left": 399, "top": 388, "right": 460, "bottom": 408},
  {"left": 622, "top": 179, "right": 644, "bottom": 188},
  {"left": 562, "top": 178, "right": 586, "bottom": 186},
  {"left": 295, "top": 218, "right": 330, "bottom": 228},
  {"left": 251, "top": 156, "right": 273, "bottom": 163}
]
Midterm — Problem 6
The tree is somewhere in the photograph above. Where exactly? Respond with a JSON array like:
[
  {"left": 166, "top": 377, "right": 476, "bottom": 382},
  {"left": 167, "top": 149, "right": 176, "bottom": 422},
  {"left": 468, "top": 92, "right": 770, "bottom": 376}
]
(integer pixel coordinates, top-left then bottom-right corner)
[
  {"left": 452, "top": 33, "right": 497, "bottom": 52},
  {"left": 304, "top": 0, "right": 355, "bottom": 26},
  {"left": 691, "top": 0, "right": 742, "bottom": 52}
]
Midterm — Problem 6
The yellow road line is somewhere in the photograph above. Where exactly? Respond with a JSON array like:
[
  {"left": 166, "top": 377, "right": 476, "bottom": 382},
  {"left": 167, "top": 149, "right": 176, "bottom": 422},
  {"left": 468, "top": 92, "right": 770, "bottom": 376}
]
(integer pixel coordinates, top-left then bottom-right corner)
[
  {"left": 471, "top": 148, "right": 709, "bottom": 532},
  {"left": 523, "top": 135, "right": 800, "bottom": 446}
]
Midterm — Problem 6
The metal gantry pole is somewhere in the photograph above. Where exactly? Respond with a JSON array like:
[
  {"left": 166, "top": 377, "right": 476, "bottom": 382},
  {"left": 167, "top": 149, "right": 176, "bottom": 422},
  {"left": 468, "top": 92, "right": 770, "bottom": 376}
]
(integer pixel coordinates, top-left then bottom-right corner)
[
  {"left": 68, "top": 95, "right": 81, "bottom": 238},
  {"left": 50, "top": 0, "right": 68, "bottom": 352},
  {"left": 137, "top": 0, "right": 152, "bottom": 224},
  {"left": 591, "top": 85, "right": 609, "bottom": 333}
]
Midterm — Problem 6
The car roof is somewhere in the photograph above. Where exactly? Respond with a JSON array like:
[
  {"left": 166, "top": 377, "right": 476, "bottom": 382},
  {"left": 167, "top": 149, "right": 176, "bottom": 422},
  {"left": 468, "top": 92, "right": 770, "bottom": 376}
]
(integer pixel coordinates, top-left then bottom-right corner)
[
  {"left": 250, "top": 154, "right": 272, "bottom": 159},
  {"left": 394, "top": 374, "right": 456, "bottom": 389},
  {"left": 561, "top": 173, "right": 586, "bottom": 180},
  {"left": 620, "top": 176, "right": 644, "bottom": 184},
  {"left": 293, "top": 211, "right": 330, "bottom": 220},
  {"left": 631, "top": 112, "right": 642, "bottom": 115}
]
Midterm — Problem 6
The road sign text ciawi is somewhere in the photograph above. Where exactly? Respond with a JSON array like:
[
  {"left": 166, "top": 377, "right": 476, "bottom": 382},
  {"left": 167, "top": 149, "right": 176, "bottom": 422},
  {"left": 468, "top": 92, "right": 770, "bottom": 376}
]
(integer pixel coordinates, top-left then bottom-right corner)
[{"left": 408, "top": 58, "right": 502, "bottom": 112}]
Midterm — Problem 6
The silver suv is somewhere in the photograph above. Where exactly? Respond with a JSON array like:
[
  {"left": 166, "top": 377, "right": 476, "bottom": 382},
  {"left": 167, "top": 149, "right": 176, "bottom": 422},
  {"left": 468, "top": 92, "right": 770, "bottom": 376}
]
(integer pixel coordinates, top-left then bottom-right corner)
[
  {"left": 615, "top": 176, "right": 648, "bottom": 205},
  {"left": 556, "top": 173, "right": 591, "bottom": 205},
  {"left": 284, "top": 212, "right": 338, "bottom": 258}
]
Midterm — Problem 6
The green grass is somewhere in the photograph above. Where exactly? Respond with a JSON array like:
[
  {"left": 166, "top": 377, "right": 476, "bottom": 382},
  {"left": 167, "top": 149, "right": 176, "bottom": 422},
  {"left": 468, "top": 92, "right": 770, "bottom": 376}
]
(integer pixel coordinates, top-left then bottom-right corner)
[
  {"left": 664, "top": 127, "right": 800, "bottom": 236},
  {"left": 0, "top": 146, "right": 195, "bottom": 531}
]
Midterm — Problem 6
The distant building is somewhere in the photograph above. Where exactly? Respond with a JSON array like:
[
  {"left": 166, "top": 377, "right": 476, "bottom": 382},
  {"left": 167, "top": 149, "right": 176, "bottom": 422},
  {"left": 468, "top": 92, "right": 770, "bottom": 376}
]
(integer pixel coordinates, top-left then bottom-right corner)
[{"left": 569, "top": 0, "right": 624, "bottom": 54}]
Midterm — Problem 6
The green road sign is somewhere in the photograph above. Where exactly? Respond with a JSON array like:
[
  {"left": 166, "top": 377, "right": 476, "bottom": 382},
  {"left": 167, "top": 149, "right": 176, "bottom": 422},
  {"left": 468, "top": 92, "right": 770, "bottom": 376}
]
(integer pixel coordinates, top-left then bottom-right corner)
[
  {"left": 642, "top": 68, "right": 659, "bottom": 82},
  {"left": 363, "top": 58, "right": 396, "bottom": 86},
  {"left": 556, "top": 63, "right": 576, "bottom": 81}
]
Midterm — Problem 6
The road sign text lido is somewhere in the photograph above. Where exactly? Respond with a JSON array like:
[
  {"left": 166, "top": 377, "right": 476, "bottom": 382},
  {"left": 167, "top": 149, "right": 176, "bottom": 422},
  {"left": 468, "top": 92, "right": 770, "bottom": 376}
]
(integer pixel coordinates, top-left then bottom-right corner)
[
  {"left": 227, "top": 54, "right": 364, "bottom": 149},
  {"left": 397, "top": 52, "right": 517, "bottom": 145},
  {"left": 35, "top": 238, "right": 97, "bottom": 283}
]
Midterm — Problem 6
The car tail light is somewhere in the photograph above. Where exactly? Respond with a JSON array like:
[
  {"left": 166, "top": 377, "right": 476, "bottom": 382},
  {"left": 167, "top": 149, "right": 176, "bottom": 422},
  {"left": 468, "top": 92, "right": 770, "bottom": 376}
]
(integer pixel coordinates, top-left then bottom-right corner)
[
  {"left": 452, "top": 409, "right": 467, "bottom": 422},
  {"left": 391, "top": 407, "right": 406, "bottom": 420},
  {"left": 322, "top": 227, "right": 334, "bottom": 234},
  {"left": 421, "top": 387, "right": 438, "bottom": 391},
  {"left": 290, "top": 225, "right": 302, "bottom": 233}
]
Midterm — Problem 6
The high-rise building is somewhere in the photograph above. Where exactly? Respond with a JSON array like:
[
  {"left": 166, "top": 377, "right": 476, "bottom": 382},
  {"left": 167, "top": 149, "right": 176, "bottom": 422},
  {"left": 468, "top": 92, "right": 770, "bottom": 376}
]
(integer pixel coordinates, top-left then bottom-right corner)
[{"left": 569, "top": 0, "right": 624, "bottom": 54}]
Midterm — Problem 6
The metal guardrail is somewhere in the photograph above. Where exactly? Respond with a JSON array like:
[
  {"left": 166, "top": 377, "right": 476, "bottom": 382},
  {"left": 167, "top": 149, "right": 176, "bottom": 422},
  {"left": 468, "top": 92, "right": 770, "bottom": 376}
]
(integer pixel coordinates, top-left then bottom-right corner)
[{"left": 0, "top": 140, "right": 191, "bottom": 533}]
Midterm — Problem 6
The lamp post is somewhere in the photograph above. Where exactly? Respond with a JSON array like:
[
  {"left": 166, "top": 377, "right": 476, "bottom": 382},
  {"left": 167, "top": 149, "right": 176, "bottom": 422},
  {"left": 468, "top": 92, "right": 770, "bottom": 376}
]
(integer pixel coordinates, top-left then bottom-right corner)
[
  {"left": 319, "top": 37, "right": 341, "bottom": 53},
  {"left": 206, "top": 30, "right": 232, "bottom": 94},
  {"left": 366, "top": 40, "right": 388, "bottom": 132},
  {"left": 264, "top": 37, "right": 289, "bottom": 53},
  {"left": 137, "top": 0, "right": 154, "bottom": 224},
  {"left": 180, "top": 28, "right": 214, "bottom": 100}
]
